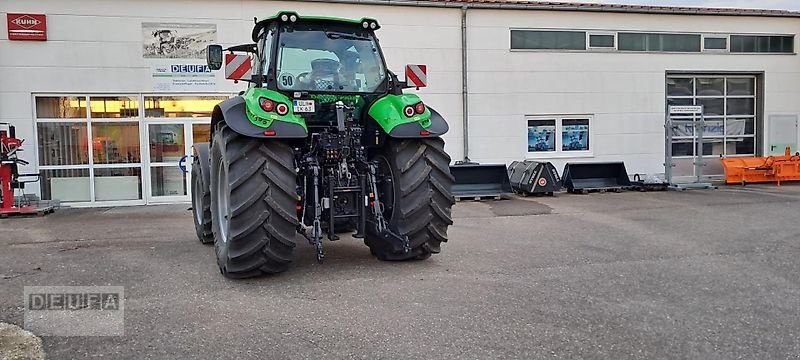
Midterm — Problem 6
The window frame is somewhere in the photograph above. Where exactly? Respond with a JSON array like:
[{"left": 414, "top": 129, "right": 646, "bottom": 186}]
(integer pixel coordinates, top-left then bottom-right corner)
[
  {"left": 666, "top": 75, "right": 758, "bottom": 160},
  {"left": 702, "top": 34, "right": 729, "bottom": 52},
  {"left": 526, "top": 115, "right": 594, "bottom": 159},
  {"left": 730, "top": 34, "right": 795, "bottom": 54},
  {"left": 32, "top": 93, "right": 233, "bottom": 206},
  {"left": 587, "top": 32, "right": 617, "bottom": 50},
  {"left": 617, "top": 32, "right": 702, "bottom": 53},
  {"left": 509, "top": 28, "right": 796, "bottom": 55},
  {"left": 509, "top": 29, "right": 588, "bottom": 51}
]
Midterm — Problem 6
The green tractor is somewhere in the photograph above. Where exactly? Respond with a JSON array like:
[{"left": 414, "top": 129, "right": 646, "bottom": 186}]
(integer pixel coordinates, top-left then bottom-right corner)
[{"left": 191, "top": 11, "right": 455, "bottom": 278}]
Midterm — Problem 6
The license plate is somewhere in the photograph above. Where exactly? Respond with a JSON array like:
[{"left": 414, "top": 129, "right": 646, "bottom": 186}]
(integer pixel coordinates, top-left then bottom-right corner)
[{"left": 293, "top": 100, "right": 315, "bottom": 113}]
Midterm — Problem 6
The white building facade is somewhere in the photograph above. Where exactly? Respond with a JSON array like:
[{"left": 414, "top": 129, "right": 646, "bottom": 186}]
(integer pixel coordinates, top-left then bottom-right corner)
[{"left": 1, "top": 0, "right": 799, "bottom": 206}]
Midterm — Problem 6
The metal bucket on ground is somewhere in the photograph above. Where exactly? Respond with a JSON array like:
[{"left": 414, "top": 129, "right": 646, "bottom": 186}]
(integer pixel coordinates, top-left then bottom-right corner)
[
  {"left": 562, "top": 162, "right": 631, "bottom": 193},
  {"left": 450, "top": 162, "right": 512, "bottom": 199}
]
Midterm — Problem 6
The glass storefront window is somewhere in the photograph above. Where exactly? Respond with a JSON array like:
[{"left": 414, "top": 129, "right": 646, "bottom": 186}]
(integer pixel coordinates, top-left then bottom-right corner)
[
  {"left": 151, "top": 167, "right": 186, "bottom": 197},
  {"left": 727, "top": 78, "right": 755, "bottom": 96},
  {"left": 696, "top": 78, "right": 724, "bottom": 96},
  {"left": 149, "top": 124, "right": 185, "bottom": 163},
  {"left": 94, "top": 168, "right": 142, "bottom": 201},
  {"left": 37, "top": 123, "right": 90, "bottom": 166},
  {"left": 92, "top": 122, "right": 141, "bottom": 164},
  {"left": 726, "top": 137, "right": 756, "bottom": 156},
  {"left": 36, "top": 97, "right": 87, "bottom": 118},
  {"left": 667, "top": 78, "right": 693, "bottom": 97},
  {"left": 144, "top": 96, "right": 227, "bottom": 118},
  {"left": 34, "top": 94, "right": 222, "bottom": 204},
  {"left": 192, "top": 124, "right": 211, "bottom": 144},
  {"left": 726, "top": 118, "right": 755, "bottom": 136},
  {"left": 90, "top": 96, "right": 140, "bottom": 118},
  {"left": 40, "top": 169, "right": 91, "bottom": 202},
  {"left": 666, "top": 75, "right": 759, "bottom": 178}
]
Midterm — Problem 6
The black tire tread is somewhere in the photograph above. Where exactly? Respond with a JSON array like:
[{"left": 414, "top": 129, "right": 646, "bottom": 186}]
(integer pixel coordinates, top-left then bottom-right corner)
[
  {"left": 366, "top": 137, "right": 454, "bottom": 261},
  {"left": 191, "top": 160, "right": 213, "bottom": 244},
  {"left": 211, "top": 123, "right": 298, "bottom": 278}
]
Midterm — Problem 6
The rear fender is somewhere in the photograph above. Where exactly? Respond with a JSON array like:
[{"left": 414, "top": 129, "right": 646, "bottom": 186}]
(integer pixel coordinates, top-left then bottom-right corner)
[
  {"left": 210, "top": 96, "right": 307, "bottom": 139},
  {"left": 388, "top": 106, "right": 449, "bottom": 138}
]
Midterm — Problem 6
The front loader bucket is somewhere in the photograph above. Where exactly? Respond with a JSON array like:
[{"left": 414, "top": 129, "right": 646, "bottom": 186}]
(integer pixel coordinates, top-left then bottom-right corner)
[
  {"left": 450, "top": 163, "right": 513, "bottom": 199},
  {"left": 562, "top": 162, "right": 631, "bottom": 193}
]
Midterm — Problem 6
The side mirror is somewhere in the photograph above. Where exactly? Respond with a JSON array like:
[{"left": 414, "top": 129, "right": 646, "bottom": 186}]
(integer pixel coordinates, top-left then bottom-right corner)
[{"left": 207, "top": 44, "right": 223, "bottom": 70}]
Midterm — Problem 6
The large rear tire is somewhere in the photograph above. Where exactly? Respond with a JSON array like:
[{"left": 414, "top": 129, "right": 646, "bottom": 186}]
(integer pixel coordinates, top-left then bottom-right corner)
[
  {"left": 210, "top": 122, "right": 298, "bottom": 278},
  {"left": 366, "top": 137, "right": 455, "bottom": 261},
  {"left": 191, "top": 157, "right": 213, "bottom": 244}
]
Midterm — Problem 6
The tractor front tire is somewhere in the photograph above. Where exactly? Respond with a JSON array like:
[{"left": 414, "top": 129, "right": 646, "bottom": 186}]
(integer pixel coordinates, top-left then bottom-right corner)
[
  {"left": 191, "top": 157, "right": 213, "bottom": 244},
  {"left": 210, "top": 123, "right": 298, "bottom": 278},
  {"left": 366, "top": 137, "right": 455, "bottom": 261}
]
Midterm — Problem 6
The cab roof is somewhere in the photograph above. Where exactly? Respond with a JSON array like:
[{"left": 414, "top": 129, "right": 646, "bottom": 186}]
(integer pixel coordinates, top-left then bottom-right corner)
[{"left": 252, "top": 11, "right": 380, "bottom": 42}]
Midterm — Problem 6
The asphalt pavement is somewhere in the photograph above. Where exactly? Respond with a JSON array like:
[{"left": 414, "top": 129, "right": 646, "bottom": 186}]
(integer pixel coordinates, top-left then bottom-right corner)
[{"left": 2, "top": 185, "right": 800, "bottom": 359}]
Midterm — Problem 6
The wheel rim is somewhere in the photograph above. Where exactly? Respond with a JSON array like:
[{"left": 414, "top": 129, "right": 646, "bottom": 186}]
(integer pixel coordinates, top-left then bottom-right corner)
[
  {"left": 375, "top": 155, "right": 395, "bottom": 222},
  {"left": 215, "top": 161, "right": 230, "bottom": 243},
  {"left": 192, "top": 171, "right": 203, "bottom": 225}
]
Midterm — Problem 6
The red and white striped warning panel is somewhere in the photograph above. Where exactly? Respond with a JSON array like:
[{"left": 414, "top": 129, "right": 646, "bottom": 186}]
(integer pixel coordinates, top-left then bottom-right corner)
[
  {"left": 405, "top": 64, "right": 427, "bottom": 88},
  {"left": 224, "top": 54, "right": 252, "bottom": 80}
]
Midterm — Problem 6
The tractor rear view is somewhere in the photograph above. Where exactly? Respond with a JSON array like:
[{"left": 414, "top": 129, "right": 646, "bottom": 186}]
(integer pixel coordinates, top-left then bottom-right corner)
[{"left": 191, "top": 12, "right": 455, "bottom": 278}]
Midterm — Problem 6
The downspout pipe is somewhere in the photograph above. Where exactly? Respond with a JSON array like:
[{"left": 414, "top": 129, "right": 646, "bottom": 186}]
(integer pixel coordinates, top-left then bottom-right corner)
[{"left": 460, "top": 5, "right": 471, "bottom": 163}]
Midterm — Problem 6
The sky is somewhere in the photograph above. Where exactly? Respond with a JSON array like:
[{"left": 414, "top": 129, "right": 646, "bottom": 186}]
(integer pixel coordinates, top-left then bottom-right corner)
[{"left": 579, "top": 0, "right": 800, "bottom": 11}]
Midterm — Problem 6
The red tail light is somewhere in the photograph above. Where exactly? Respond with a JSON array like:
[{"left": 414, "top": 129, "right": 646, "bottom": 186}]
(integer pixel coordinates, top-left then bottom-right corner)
[
  {"left": 420, "top": 130, "right": 431, "bottom": 136},
  {"left": 276, "top": 103, "right": 289, "bottom": 116},
  {"left": 263, "top": 130, "right": 276, "bottom": 136},
  {"left": 414, "top": 102, "right": 426, "bottom": 114},
  {"left": 404, "top": 106, "right": 415, "bottom": 117},
  {"left": 259, "top": 98, "right": 275, "bottom": 112}
]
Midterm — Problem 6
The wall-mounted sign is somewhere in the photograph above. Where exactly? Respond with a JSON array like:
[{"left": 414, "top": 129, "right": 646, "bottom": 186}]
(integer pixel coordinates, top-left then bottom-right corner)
[
  {"left": 142, "top": 22, "right": 216, "bottom": 59},
  {"left": 151, "top": 64, "right": 216, "bottom": 91},
  {"left": 669, "top": 105, "right": 704, "bottom": 114},
  {"left": 7, "top": 13, "right": 47, "bottom": 41}
]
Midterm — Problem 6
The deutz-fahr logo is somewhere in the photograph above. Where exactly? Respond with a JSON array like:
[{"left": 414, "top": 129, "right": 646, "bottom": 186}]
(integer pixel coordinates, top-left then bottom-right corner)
[{"left": 11, "top": 15, "right": 41, "bottom": 29}]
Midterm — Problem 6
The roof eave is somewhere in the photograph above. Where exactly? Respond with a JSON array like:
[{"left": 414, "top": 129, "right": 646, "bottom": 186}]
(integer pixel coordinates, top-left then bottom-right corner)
[{"left": 298, "top": 0, "right": 800, "bottom": 18}]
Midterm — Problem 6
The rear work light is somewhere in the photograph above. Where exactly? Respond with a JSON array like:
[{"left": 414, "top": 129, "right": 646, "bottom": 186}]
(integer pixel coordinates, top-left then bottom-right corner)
[
  {"left": 414, "top": 102, "right": 426, "bottom": 114},
  {"left": 259, "top": 98, "right": 275, "bottom": 112},
  {"left": 404, "top": 106, "right": 415, "bottom": 117},
  {"left": 276, "top": 103, "right": 289, "bottom": 116}
]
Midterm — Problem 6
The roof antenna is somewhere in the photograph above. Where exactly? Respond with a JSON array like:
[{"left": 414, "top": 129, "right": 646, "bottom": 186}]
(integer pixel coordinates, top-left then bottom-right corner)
[{"left": 253, "top": 17, "right": 257, "bottom": 24}]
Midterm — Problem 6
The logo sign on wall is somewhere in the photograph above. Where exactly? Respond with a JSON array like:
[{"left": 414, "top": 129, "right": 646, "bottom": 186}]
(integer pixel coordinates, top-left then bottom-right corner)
[
  {"left": 142, "top": 22, "right": 216, "bottom": 59},
  {"left": 7, "top": 13, "right": 47, "bottom": 41},
  {"left": 151, "top": 64, "right": 216, "bottom": 91}
]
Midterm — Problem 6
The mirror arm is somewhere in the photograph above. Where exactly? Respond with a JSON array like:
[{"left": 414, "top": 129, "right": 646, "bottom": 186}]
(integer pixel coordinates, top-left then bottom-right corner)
[{"left": 225, "top": 43, "right": 257, "bottom": 53}]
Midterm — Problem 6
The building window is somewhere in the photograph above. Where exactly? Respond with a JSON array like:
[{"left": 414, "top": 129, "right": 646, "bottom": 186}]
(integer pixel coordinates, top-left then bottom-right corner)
[
  {"left": 562, "top": 119, "right": 590, "bottom": 151},
  {"left": 527, "top": 119, "right": 556, "bottom": 152},
  {"left": 730, "top": 35, "right": 794, "bottom": 53},
  {"left": 144, "top": 96, "right": 227, "bottom": 117},
  {"left": 35, "top": 97, "right": 87, "bottom": 118},
  {"left": 511, "top": 30, "right": 586, "bottom": 50},
  {"left": 527, "top": 116, "right": 592, "bottom": 155},
  {"left": 589, "top": 33, "right": 615, "bottom": 49},
  {"left": 666, "top": 76, "right": 758, "bottom": 178},
  {"left": 618, "top": 33, "right": 701, "bottom": 52},
  {"left": 703, "top": 36, "right": 728, "bottom": 51}
]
